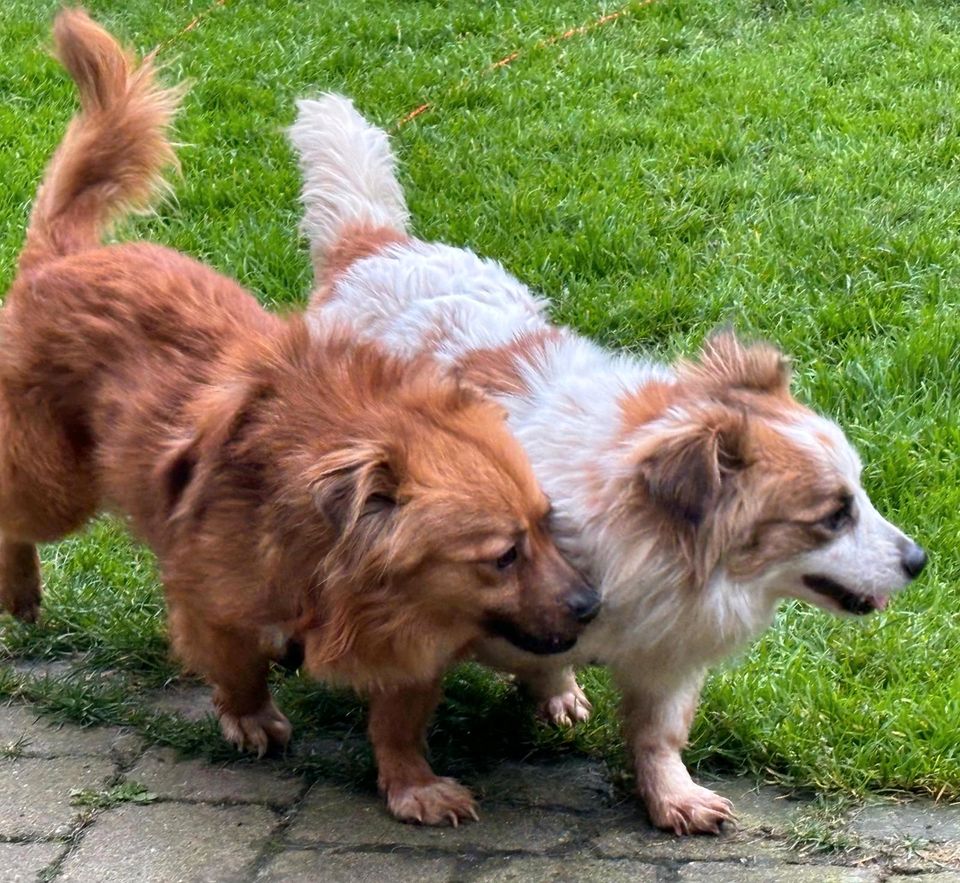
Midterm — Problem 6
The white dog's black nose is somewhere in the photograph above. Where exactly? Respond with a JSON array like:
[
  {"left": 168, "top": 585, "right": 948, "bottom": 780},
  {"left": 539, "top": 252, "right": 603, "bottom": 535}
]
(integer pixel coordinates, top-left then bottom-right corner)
[{"left": 901, "top": 542, "right": 927, "bottom": 580}]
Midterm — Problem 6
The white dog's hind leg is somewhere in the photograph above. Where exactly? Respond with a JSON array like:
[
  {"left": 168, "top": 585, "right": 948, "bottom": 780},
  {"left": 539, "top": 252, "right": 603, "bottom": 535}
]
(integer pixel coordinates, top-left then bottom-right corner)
[
  {"left": 475, "top": 639, "right": 591, "bottom": 727},
  {"left": 525, "top": 665, "right": 592, "bottom": 727}
]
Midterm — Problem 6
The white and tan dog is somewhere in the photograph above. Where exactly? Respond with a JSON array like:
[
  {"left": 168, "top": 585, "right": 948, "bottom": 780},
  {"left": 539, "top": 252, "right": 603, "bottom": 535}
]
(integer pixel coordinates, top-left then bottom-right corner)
[{"left": 288, "top": 95, "right": 928, "bottom": 834}]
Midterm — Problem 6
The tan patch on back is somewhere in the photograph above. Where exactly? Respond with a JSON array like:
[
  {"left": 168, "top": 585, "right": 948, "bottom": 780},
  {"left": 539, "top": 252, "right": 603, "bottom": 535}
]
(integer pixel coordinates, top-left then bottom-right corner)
[
  {"left": 314, "top": 225, "right": 409, "bottom": 303},
  {"left": 617, "top": 381, "right": 678, "bottom": 441},
  {"left": 459, "top": 328, "right": 563, "bottom": 396}
]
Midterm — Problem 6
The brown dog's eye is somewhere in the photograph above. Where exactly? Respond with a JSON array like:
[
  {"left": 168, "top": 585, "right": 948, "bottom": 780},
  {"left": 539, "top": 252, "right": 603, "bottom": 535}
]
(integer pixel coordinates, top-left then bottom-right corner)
[
  {"left": 821, "top": 495, "right": 854, "bottom": 532},
  {"left": 495, "top": 546, "right": 518, "bottom": 570}
]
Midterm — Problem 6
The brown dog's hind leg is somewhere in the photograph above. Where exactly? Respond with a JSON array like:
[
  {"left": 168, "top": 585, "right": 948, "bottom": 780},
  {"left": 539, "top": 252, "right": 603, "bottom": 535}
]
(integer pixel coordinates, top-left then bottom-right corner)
[
  {"left": 169, "top": 606, "right": 291, "bottom": 757},
  {"left": 0, "top": 538, "right": 41, "bottom": 622},
  {"left": 0, "top": 390, "right": 96, "bottom": 622},
  {"left": 369, "top": 679, "right": 478, "bottom": 826}
]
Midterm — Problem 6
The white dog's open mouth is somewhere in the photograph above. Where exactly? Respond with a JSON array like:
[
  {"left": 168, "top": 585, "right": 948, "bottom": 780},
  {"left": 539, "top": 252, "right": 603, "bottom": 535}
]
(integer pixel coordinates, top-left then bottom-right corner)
[{"left": 802, "top": 575, "right": 888, "bottom": 616}]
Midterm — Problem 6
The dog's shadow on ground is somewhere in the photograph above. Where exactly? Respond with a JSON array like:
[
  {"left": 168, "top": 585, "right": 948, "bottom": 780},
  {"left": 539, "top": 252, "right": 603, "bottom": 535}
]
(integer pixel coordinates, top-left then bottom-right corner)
[{"left": 274, "top": 661, "right": 617, "bottom": 792}]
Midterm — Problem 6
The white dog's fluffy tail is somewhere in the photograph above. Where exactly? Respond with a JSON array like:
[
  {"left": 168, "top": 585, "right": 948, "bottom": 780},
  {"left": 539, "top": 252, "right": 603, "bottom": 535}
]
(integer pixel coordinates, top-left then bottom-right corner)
[{"left": 288, "top": 94, "right": 409, "bottom": 277}]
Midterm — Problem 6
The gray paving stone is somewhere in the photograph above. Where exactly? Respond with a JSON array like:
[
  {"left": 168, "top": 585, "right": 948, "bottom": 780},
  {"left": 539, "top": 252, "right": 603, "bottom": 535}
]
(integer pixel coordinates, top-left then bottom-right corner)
[
  {"left": 677, "top": 865, "right": 880, "bottom": 882},
  {"left": 591, "top": 803, "right": 794, "bottom": 863},
  {"left": 0, "top": 756, "right": 115, "bottom": 838},
  {"left": 287, "top": 783, "right": 581, "bottom": 852},
  {"left": 127, "top": 747, "right": 303, "bottom": 806},
  {"left": 146, "top": 684, "right": 215, "bottom": 722},
  {"left": 471, "top": 855, "right": 658, "bottom": 882},
  {"left": 890, "top": 874, "right": 960, "bottom": 882},
  {"left": 708, "top": 776, "right": 808, "bottom": 833},
  {"left": 850, "top": 802, "right": 960, "bottom": 843},
  {"left": 256, "top": 850, "right": 457, "bottom": 882},
  {"left": 0, "top": 703, "right": 139, "bottom": 759},
  {"left": 887, "top": 876, "right": 960, "bottom": 883},
  {"left": 0, "top": 841, "right": 66, "bottom": 882},
  {"left": 58, "top": 801, "right": 277, "bottom": 882},
  {"left": 7, "top": 657, "right": 81, "bottom": 680},
  {"left": 472, "top": 759, "right": 613, "bottom": 811}
]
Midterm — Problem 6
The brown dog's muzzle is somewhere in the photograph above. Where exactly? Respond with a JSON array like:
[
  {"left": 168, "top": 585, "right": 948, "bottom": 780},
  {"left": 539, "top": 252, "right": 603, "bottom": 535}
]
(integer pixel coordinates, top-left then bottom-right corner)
[{"left": 485, "top": 535, "right": 600, "bottom": 655}]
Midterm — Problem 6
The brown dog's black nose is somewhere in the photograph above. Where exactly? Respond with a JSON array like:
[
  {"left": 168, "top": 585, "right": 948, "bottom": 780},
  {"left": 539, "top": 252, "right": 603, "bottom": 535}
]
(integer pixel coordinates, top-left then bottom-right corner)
[
  {"left": 567, "top": 586, "right": 601, "bottom": 624},
  {"left": 901, "top": 542, "right": 927, "bottom": 580}
]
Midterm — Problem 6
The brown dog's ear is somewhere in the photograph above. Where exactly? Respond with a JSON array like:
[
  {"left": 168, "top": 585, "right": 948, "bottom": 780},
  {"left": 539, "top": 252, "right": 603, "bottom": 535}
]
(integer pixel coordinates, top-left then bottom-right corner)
[
  {"left": 311, "top": 445, "right": 399, "bottom": 534},
  {"left": 683, "top": 329, "right": 791, "bottom": 394},
  {"left": 157, "top": 380, "right": 264, "bottom": 522},
  {"left": 632, "top": 405, "right": 749, "bottom": 526}
]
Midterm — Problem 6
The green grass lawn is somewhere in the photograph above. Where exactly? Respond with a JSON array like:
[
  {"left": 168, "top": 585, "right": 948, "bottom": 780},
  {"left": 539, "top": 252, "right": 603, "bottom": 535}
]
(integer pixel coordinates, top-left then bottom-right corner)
[{"left": 1, "top": 0, "right": 958, "bottom": 802}]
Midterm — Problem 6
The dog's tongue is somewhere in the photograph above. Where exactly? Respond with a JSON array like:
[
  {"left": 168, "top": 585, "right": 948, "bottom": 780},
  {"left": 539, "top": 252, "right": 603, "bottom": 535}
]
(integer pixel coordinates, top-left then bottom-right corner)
[{"left": 869, "top": 594, "right": 889, "bottom": 612}]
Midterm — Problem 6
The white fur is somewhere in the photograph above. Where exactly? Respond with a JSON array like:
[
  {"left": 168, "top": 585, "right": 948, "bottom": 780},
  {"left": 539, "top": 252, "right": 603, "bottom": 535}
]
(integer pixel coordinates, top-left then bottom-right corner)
[
  {"left": 289, "top": 96, "right": 920, "bottom": 833},
  {"left": 289, "top": 95, "right": 409, "bottom": 274}
]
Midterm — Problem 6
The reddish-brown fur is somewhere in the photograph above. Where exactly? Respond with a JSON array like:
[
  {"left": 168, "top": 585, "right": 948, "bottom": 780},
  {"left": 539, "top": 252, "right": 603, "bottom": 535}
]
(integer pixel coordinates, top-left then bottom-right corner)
[
  {"left": 323, "top": 224, "right": 409, "bottom": 283},
  {"left": 0, "top": 10, "right": 595, "bottom": 826},
  {"left": 457, "top": 329, "right": 564, "bottom": 396}
]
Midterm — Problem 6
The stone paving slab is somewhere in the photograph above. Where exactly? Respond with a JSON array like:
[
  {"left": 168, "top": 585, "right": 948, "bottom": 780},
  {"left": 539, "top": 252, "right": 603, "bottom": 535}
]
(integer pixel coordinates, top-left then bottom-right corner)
[
  {"left": 0, "top": 755, "right": 116, "bottom": 838},
  {"left": 675, "top": 863, "right": 880, "bottom": 882},
  {"left": 895, "top": 874, "right": 960, "bottom": 882},
  {"left": 287, "top": 783, "right": 583, "bottom": 852},
  {"left": 255, "top": 850, "right": 459, "bottom": 882},
  {"left": 471, "top": 759, "right": 614, "bottom": 811},
  {"left": 145, "top": 684, "right": 216, "bottom": 723},
  {"left": 469, "top": 855, "right": 659, "bottom": 882},
  {"left": 7, "top": 657, "right": 81, "bottom": 681},
  {"left": 592, "top": 806, "right": 795, "bottom": 864},
  {"left": 128, "top": 747, "right": 304, "bottom": 806},
  {"left": 2, "top": 700, "right": 960, "bottom": 881},
  {"left": 57, "top": 801, "right": 278, "bottom": 882},
  {"left": 0, "top": 840, "right": 66, "bottom": 882},
  {"left": 850, "top": 801, "right": 960, "bottom": 843},
  {"left": 0, "top": 703, "right": 140, "bottom": 760},
  {"left": 708, "top": 776, "right": 809, "bottom": 834}
]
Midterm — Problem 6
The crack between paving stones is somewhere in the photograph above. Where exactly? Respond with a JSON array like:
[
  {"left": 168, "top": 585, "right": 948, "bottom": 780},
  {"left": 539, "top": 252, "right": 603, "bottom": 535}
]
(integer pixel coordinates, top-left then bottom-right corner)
[
  {"left": 0, "top": 834, "right": 70, "bottom": 845},
  {"left": 31, "top": 810, "right": 99, "bottom": 882},
  {"left": 241, "top": 779, "right": 315, "bottom": 882}
]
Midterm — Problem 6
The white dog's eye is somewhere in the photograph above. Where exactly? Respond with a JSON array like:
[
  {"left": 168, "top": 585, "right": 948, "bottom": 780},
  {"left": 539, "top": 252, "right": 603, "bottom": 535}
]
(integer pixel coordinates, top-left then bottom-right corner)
[{"left": 821, "top": 495, "right": 854, "bottom": 532}]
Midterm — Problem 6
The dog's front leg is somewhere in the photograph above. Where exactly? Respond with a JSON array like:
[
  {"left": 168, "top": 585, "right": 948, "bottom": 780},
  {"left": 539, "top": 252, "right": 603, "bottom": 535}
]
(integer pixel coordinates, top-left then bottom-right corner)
[
  {"left": 168, "top": 606, "right": 292, "bottom": 757},
  {"left": 368, "top": 679, "right": 478, "bottom": 826},
  {"left": 0, "top": 537, "right": 41, "bottom": 622},
  {"left": 617, "top": 670, "right": 734, "bottom": 835}
]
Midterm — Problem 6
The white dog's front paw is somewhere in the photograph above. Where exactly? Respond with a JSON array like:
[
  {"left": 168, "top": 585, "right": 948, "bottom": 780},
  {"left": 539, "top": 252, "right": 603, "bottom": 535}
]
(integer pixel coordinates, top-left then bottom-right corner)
[
  {"left": 538, "top": 680, "right": 592, "bottom": 728},
  {"left": 218, "top": 698, "right": 292, "bottom": 758},
  {"left": 646, "top": 783, "right": 736, "bottom": 835}
]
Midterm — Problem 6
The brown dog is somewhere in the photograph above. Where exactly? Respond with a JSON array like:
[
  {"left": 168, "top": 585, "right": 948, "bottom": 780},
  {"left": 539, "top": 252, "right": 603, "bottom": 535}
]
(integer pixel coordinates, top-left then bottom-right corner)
[{"left": 0, "top": 10, "right": 598, "bottom": 826}]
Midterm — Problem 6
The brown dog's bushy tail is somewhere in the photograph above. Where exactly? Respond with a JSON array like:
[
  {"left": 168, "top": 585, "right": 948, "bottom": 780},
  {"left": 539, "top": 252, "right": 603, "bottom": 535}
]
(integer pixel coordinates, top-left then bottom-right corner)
[{"left": 18, "top": 8, "right": 183, "bottom": 273}]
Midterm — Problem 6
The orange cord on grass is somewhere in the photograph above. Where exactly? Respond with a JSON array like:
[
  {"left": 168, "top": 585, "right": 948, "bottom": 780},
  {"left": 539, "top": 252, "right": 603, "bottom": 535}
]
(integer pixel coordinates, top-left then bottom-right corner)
[
  {"left": 153, "top": 0, "right": 228, "bottom": 55},
  {"left": 395, "top": 0, "right": 659, "bottom": 131},
  {"left": 150, "top": 0, "right": 657, "bottom": 130}
]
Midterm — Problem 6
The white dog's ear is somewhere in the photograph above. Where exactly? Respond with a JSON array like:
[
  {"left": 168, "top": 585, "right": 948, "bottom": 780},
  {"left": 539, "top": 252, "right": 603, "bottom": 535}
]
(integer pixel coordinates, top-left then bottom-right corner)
[
  {"left": 683, "top": 328, "right": 791, "bottom": 394},
  {"left": 632, "top": 405, "right": 750, "bottom": 526}
]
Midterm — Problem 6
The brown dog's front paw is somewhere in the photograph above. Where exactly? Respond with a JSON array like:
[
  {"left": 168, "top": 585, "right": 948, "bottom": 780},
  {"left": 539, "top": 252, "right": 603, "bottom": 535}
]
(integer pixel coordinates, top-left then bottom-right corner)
[
  {"left": 218, "top": 698, "right": 292, "bottom": 758},
  {"left": 386, "top": 777, "right": 479, "bottom": 827},
  {"left": 648, "top": 784, "right": 736, "bottom": 836},
  {"left": 538, "top": 681, "right": 592, "bottom": 728}
]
